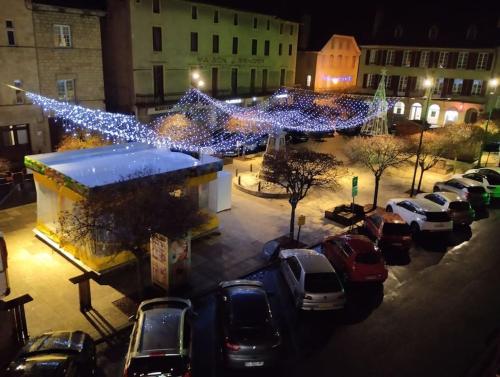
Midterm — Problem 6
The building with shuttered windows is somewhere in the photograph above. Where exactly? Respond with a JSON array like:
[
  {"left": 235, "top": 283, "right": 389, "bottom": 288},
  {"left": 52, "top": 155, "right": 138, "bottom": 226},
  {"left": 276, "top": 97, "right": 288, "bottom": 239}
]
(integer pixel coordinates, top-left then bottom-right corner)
[{"left": 355, "top": 7, "right": 499, "bottom": 126}]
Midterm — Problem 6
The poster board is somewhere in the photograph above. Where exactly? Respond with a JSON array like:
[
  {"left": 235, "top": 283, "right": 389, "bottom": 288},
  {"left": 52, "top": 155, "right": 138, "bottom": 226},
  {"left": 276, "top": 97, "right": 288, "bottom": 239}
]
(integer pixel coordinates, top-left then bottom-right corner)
[{"left": 150, "top": 233, "right": 169, "bottom": 291}]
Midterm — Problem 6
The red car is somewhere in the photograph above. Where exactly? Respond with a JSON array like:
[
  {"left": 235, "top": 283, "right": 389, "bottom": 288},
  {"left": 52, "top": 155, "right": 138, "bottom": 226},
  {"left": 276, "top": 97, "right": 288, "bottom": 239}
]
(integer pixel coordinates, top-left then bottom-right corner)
[
  {"left": 363, "top": 211, "right": 412, "bottom": 252},
  {"left": 323, "top": 234, "right": 388, "bottom": 283}
]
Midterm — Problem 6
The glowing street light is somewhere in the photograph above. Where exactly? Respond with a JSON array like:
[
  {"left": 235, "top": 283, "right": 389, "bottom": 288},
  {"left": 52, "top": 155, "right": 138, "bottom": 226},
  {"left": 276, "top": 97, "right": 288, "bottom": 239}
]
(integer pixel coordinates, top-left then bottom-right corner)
[
  {"left": 192, "top": 72, "right": 200, "bottom": 80},
  {"left": 197, "top": 80, "right": 205, "bottom": 88},
  {"left": 423, "top": 78, "right": 433, "bottom": 88}
]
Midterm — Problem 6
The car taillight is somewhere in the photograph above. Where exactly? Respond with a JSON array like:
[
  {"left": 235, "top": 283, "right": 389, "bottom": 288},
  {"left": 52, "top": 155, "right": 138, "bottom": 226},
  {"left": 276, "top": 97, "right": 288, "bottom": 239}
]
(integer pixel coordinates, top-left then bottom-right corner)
[{"left": 225, "top": 339, "right": 240, "bottom": 351}]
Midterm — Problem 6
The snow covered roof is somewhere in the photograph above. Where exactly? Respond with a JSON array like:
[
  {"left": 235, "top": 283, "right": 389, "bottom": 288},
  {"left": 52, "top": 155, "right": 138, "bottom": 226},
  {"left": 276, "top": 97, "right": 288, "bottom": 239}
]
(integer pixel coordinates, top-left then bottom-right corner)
[{"left": 25, "top": 143, "right": 222, "bottom": 191}]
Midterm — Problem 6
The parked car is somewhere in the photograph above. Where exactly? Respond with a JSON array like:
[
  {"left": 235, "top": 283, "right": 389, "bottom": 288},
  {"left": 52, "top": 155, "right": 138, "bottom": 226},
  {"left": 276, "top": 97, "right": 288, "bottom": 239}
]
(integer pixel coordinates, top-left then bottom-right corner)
[
  {"left": 363, "top": 210, "right": 412, "bottom": 252},
  {"left": 5, "top": 331, "right": 96, "bottom": 377},
  {"left": 461, "top": 169, "right": 500, "bottom": 199},
  {"left": 433, "top": 177, "right": 490, "bottom": 209},
  {"left": 124, "top": 297, "right": 193, "bottom": 377},
  {"left": 385, "top": 198, "right": 453, "bottom": 235},
  {"left": 216, "top": 280, "right": 281, "bottom": 369},
  {"left": 323, "top": 234, "right": 388, "bottom": 283},
  {"left": 279, "top": 249, "right": 345, "bottom": 311},
  {"left": 417, "top": 192, "right": 475, "bottom": 225},
  {"left": 0, "top": 230, "right": 10, "bottom": 298}
]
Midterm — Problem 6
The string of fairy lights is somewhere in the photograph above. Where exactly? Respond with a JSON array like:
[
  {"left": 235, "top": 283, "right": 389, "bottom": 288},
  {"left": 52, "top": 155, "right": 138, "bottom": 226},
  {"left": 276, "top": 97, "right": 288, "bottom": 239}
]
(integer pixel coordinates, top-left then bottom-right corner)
[{"left": 25, "top": 88, "right": 397, "bottom": 153}]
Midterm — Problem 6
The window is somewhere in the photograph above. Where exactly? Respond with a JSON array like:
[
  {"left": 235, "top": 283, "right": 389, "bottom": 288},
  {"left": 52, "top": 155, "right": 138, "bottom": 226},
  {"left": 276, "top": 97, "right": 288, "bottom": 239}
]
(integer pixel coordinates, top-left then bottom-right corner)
[
  {"left": 253, "top": 17, "right": 258, "bottom": 29},
  {"left": 288, "top": 44, "right": 292, "bottom": 56},
  {"left": 393, "top": 101, "right": 405, "bottom": 115},
  {"left": 153, "top": 65, "right": 164, "bottom": 102},
  {"left": 57, "top": 79, "right": 75, "bottom": 101},
  {"left": 410, "top": 103, "right": 422, "bottom": 120},
  {"left": 398, "top": 76, "right": 408, "bottom": 92},
  {"left": 278, "top": 43, "right": 282, "bottom": 56},
  {"left": 191, "top": 6, "right": 197, "bottom": 19},
  {"left": 212, "top": 35, "right": 219, "bottom": 53},
  {"left": 264, "top": 40, "right": 270, "bottom": 56},
  {"left": 280, "top": 68, "right": 286, "bottom": 86},
  {"left": 287, "top": 257, "right": 301, "bottom": 281},
  {"left": 13, "top": 80, "right": 23, "bottom": 104},
  {"left": 402, "top": 50, "right": 411, "bottom": 67},
  {"left": 433, "top": 78, "right": 444, "bottom": 95},
  {"left": 152, "top": 27, "right": 162, "bottom": 51},
  {"left": 213, "top": 10, "right": 219, "bottom": 23},
  {"left": 476, "top": 53, "right": 488, "bottom": 70},
  {"left": 428, "top": 25, "right": 438, "bottom": 40},
  {"left": 53, "top": 24, "right": 71, "bottom": 47},
  {"left": 232, "top": 37, "right": 238, "bottom": 54},
  {"left": 6, "top": 20, "right": 15, "bottom": 46},
  {"left": 266, "top": 20, "right": 270, "bottom": 30},
  {"left": 438, "top": 51, "right": 448, "bottom": 68},
  {"left": 290, "top": 25, "right": 293, "bottom": 35},
  {"left": 385, "top": 75, "right": 392, "bottom": 89},
  {"left": 444, "top": 109, "right": 459, "bottom": 124},
  {"left": 251, "top": 39, "right": 257, "bottom": 55},
  {"left": 471, "top": 80, "right": 483, "bottom": 95},
  {"left": 306, "top": 74, "right": 311, "bottom": 87},
  {"left": 386, "top": 50, "right": 395, "bottom": 65},
  {"left": 231, "top": 68, "right": 237, "bottom": 95},
  {"left": 262, "top": 68, "right": 268, "bottom": 91},
  {"left": 1, "top": 124, "right": 30, "bottom": 148},
  {"left": 419, "top": 51, "right": 430, "bottom": 68},
  {"left": 233, "top": 13, "right": 238, "bottom": 25},
  {"left": 369, "top": 49, "right": 377, "bottom": 64},
  {"left": 152, "top": 0, "right": 160, "bottom": 13},
  {"left": 250, "top": 68, "right": 256, "bottom": 93},
  {"left": 457, "top": 52, "right": 468, "bottom": 69},
  {"left": 466, "top": 25, "right": 477, "bottom": 40},
  {"left": 452, "top": 79, "right": 463, "bottom": 94},
  {"left": 366, "top": 74, "right": 374, "bottom": 88},
  {"left": 279, "top": 23, "right": 283, "bottom": 34},
  {"left": 190, "top": 32, "right": 198, "bottom": 52}
]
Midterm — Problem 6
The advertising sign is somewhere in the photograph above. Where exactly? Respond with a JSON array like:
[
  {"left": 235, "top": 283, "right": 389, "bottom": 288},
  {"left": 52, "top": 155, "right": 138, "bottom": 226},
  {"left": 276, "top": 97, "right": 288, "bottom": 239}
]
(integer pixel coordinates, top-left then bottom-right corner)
[{"left": 150, "top": 233, "right": 169, "bottom": 291}]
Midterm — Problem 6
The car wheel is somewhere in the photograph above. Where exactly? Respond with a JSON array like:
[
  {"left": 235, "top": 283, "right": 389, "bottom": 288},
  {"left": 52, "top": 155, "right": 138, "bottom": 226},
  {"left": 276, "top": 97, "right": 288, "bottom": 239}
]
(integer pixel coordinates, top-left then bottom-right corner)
[
  {"left": 386, "top": 205, "right": 393, "bottom": 212},
  {"left": 410, "top": 222, "right": 420, "bottom": 237}
]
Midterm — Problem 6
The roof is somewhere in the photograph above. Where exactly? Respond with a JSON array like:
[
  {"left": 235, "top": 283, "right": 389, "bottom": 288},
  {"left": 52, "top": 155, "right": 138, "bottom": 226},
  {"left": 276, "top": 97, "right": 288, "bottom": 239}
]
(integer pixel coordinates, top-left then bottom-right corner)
[{"left": 25, "top": 143, "right": 222, "bottom": 192}]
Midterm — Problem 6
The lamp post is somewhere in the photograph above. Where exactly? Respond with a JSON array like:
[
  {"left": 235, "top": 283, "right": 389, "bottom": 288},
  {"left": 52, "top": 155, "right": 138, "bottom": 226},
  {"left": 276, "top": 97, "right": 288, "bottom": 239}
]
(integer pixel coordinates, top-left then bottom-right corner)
[
  {"left": 477, "top": 78, "right": 498, "bottom": 168},
  {"left": 410, "top": 78, "right": 433, "bottom": 197}
]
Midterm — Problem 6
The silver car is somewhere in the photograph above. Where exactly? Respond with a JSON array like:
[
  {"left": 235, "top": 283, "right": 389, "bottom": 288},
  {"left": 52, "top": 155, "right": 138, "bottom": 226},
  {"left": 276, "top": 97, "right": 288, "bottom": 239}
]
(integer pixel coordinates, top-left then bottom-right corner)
[
  {"left": 433, "top": 177, "right": 490, "bottom": 209},
  {"left": 279, "top": 249, "right": 345, "bottom": 311},
  {"left": 124, "top": 297, "right": 193, "bottom": 377}
]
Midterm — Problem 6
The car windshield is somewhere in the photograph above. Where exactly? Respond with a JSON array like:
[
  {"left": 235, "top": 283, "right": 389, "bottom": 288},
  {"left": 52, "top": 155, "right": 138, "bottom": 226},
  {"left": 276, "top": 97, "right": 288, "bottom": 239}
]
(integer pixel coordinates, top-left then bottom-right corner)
[
  {"left": 355, "top": 253, "right": 381, "bottom": 265},
  {"left": 128, "top": 355, "right": 187, "bottom": 376},
  {"left": 230, "top": 292, "right": 269, "bottom": 328},
  {"left": 382, "top": 223, "right": 410, "bottom": 236},
  {"left": 484, "top": 174, "right": 500, "bottom": 185},
  {"left": 449, "top": 201, "right": 470, "bottom": 211},
  {"left": 305, "top": 273, "right": 342, "bottom": 293}
]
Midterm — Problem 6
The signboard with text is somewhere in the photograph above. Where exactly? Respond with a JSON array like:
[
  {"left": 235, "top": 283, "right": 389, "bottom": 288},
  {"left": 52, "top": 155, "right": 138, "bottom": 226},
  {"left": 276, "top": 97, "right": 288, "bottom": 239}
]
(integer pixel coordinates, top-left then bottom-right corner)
[{"left": 150, "top": 233, "right": 169, "bottom": 291}]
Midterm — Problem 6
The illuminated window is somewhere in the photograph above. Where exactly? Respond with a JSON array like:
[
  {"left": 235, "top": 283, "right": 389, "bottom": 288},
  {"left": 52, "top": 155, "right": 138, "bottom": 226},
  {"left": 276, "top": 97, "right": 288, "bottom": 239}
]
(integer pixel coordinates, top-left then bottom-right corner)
[
  {"left": 366, "top": 74, "right": 375, "bottom": 88},
  {"left": 427, "top": 104, "right": 440, "bottom": 124},
  {"left": 385, "top": 75, "right": 392, "bottom": 89},
  {"left": 410, "top": 103, "right": 422, "bottom": 120},
  {"left": 438, "top": 51, "right": 448, "bottom": 68},
  {"left": 398, "top": 76, "right": 408, "bottom": 92},
  {"left": 53, "top": 24, "right": 71, "bottom": 47},
  {"left": 393, "top": 101, "right": 405, "bottom": 115},
  {"left": 471, "top": 80, "right": 483, "bottom": 95},
  {"left": 57, "top": 79, "right": 75, "bottom": 101},
  {"left": 369, "top": 49, "right": 376, "bottom": 64},
  {"left": 476, "top": 53, "right": 488, "bottom": 70},
  {"left": 419, "top": 51, "right": 430, "bottom": 68},
  {"left": 433, "top": 78, "right": 444, "bottom": 95},
  {"left": 386, "top": 50, "right": 395, "bottom": 65},
  {"left": 452, "top": 79, "right": 463, "bottom": 94},
  {"left": 457, "top": 52, "right": 468, "bottom": 69},
  {"left": 444, "top": 109, "right": 459, "bottom": 124},
  {"left": 306, "top": 75, "right": 311, "bottom": 87},
  {"left": 402, "top": 50, "right": 411, "bottom": 67}
]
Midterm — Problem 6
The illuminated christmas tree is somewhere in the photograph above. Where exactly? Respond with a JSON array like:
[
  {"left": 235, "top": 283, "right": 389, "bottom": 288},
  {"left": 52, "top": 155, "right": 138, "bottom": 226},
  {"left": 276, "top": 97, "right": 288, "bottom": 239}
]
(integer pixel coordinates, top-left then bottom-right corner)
[{"left": 360, "top": 69, "right": 389, "bottom": 136}]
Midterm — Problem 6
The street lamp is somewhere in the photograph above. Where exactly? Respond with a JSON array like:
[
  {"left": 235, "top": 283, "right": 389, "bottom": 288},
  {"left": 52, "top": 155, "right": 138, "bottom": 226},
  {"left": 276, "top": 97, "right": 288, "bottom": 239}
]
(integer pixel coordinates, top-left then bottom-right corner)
[
  {"left": 477, "top": 78, "right": 499, "bottom": 167},
  {"left": 410, "top": 77, "right": 433, "bottom": 197}
]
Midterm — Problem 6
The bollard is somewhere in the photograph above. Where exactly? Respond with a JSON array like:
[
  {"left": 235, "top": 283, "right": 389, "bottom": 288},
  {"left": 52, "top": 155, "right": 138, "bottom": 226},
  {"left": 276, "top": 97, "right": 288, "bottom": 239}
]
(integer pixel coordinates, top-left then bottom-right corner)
[
  {"left": 235, "top": 168, "right": 238, "bottom": 177},
  {"left": 250, "top": 164, "right": 253, "bottom": 172},
  {"left": 258, "top": 181, "right": 261, "bottom": 192},
  {"left": 238, "top": 175, "right": 241, "bottom": 185}
]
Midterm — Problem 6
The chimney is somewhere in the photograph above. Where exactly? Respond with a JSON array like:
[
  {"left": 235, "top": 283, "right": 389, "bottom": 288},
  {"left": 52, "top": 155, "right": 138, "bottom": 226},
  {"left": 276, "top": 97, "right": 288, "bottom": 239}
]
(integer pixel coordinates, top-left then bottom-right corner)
[{"left": 299, "top": 14, "right": 311, "bottom": 50}]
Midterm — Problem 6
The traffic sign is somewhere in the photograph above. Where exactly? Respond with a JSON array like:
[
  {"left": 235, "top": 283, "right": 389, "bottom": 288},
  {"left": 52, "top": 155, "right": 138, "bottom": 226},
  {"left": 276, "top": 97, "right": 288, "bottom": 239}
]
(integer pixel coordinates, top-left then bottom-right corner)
[{"left": 352, "top": 176, "right": 358, "bottom": 197}]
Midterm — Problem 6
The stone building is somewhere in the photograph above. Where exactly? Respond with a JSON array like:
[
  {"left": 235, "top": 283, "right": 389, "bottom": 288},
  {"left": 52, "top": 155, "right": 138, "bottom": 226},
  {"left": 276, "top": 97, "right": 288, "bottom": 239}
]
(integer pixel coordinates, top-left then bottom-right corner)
[
  {"left": 0, "top": 0, "right": 105, "bottom": 168},
  {"left": 102, "top": 0, "right": 299, "bottom": 121},
  {"left": 355, "top": 6, "right": 500, "bottom": 126}
]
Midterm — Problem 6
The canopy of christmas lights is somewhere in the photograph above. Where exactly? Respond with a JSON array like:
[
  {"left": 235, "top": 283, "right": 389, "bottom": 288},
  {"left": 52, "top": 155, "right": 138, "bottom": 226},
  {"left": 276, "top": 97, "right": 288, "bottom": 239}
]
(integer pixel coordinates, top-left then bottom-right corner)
[{"left": 26, "top": 88, "right": 397, "bottom": 153}]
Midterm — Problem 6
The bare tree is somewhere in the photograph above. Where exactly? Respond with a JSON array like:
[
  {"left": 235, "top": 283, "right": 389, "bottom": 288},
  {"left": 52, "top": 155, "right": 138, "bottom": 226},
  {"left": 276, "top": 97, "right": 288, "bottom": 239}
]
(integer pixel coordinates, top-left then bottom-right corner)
[
  {"left": 407, "top": 131, "right": 447, "bottom": 193},
  {"left": 58, "top": 168, "right": 206, "bottom": 295},
  {"left": 57, "top": 130, "right": 109, "bottom": 152},
  {"left": 264, "top": 149, "right": 342, "bottom": 240},
  {"left": 345, "top": 135, "right": 409, "bottom": 209}
]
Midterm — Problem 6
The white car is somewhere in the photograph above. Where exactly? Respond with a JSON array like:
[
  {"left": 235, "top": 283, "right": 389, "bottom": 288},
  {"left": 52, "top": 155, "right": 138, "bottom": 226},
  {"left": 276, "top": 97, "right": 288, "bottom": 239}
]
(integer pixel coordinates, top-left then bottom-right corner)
[
  {"left": 279, "top": 249, "right": 345, "bottom": 311},
  {"left": 433, "top": 177, "right": 490, "bottom": 209},
  {"left": 416, "top": 192, "right": 475, "bottom": 225},
  {"left": 460, "top": 168, "right": 500, "bottom": 199},
  {"left": 385, "top": 198, "right": 453, "bottom": 235}
]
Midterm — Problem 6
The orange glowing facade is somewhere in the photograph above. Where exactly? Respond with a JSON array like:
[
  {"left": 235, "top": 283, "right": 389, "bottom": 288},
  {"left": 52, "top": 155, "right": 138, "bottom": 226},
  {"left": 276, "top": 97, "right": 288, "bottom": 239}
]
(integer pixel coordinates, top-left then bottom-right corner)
[{"left": 296, "top": 34, "right": 360, "bottom": 91}]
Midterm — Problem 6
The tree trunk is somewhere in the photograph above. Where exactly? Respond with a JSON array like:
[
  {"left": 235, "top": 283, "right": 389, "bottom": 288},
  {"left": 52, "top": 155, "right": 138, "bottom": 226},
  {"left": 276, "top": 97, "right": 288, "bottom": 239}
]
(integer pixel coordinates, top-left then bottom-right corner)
[
  {"left": 373, "top": 176, "right": 380, "bottom": 209},
  {"left": 289, "top": 202, "right": 297, "bottom": 241},
  {"left": 417, "top": 166, "right": 425, "bottom": 193}
]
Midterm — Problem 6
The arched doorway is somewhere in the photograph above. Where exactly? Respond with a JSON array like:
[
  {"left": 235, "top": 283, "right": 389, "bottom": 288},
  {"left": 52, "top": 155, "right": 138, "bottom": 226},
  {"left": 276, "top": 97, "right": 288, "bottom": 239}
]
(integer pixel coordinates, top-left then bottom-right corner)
[
  {"left": 427, "top": 104, "right": 440, "bottom": 125},
  {"left": 409, "top": 103, "right": 422, "bottom": 120},
  {"left": 443, "top": 108, "right": 459, "bottom": 125},
  {"left": 464, "top": 108, "right": 478, "bottom": 124},
  {"left": 393, "top": 101, "right": 405, "bottom": 115}
]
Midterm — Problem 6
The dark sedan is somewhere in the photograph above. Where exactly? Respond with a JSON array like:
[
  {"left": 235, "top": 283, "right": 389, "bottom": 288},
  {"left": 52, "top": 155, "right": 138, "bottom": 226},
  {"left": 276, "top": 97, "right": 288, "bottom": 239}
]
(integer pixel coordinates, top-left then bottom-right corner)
[
  {"left": 216, "top": 280, "right": 281, "bottom": 370},
  {"left": 5, "top": 331, "right": 96, "bottom": 377}
]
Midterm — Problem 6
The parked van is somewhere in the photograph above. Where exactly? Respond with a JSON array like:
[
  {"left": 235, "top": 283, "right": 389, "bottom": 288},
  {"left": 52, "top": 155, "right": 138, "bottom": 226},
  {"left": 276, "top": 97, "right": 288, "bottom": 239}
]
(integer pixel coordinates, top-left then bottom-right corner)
[{"left": 0, "top": 231, "right": 10, "bottom": 298}]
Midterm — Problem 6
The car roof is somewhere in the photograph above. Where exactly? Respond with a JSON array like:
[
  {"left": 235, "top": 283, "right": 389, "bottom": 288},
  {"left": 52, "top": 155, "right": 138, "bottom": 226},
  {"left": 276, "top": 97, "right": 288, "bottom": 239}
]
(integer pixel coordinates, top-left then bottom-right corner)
[
  {"left": 432, "top": 191, "right": 462, "bottom": 202},
  {"left": 22, "top": 331, "right": 90, "bottom": 356},
  {"left": 7, "top": 354, "right": 72, "bottom": 377},
  {"left": 399, "top": 198, "right": 445, "bottom": 212},
  {"left": 293, "top": 253, "right": 333, "bottom": 273},
  {"left": 341, "top": 234, "right": 375, "bottom": 252},
  {"left": 449, "top": 177, "right": 483, "bottom": 187}
]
